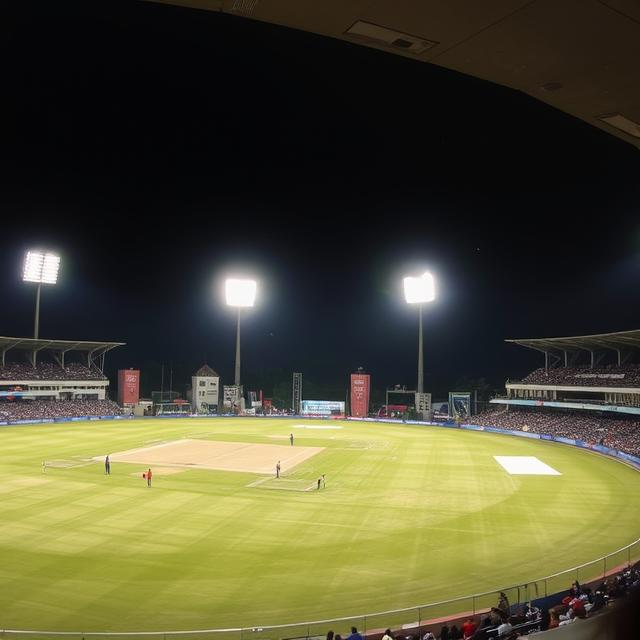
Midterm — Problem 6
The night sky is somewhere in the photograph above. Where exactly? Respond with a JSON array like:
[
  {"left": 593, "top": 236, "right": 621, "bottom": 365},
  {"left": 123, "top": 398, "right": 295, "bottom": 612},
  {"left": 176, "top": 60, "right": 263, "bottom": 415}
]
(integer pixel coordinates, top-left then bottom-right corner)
[{"left": 1, "top": 0, "right": 639, "bottom": 402}]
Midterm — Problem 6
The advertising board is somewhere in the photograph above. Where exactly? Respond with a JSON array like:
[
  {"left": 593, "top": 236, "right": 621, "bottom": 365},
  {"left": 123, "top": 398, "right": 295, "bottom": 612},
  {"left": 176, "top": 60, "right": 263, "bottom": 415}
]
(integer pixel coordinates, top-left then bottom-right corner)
[{"left": 301, "top": 400, "right": 345, "bottom": 417}]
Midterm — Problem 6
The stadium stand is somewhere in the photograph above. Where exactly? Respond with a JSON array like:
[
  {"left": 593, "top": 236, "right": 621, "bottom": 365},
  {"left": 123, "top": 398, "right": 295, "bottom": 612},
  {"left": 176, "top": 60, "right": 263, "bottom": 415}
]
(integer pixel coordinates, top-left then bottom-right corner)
[
  {"left": 520, "top": 364, "right": 640, "bottom": 389},
  {"left": 0, "top": 399, "right": 122, "bottom": 420},
  {"left": 0, "top": 336, "right": 124, "bottom": 419},
  {"left": 473, "top": 408, "right": 640, "bottom": 457},
  {"left": 0, "top": 362, "right": 106, "bottom": 380},
  {"left": 465, "top": 329, "right": 640, "bottom": 456}
]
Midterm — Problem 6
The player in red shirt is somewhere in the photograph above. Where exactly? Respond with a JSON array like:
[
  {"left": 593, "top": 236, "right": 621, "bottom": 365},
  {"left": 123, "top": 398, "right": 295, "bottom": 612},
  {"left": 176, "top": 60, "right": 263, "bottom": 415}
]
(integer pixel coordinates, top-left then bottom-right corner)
[{"left": 146, "top": 468, "right": 152, "bottom": 487}]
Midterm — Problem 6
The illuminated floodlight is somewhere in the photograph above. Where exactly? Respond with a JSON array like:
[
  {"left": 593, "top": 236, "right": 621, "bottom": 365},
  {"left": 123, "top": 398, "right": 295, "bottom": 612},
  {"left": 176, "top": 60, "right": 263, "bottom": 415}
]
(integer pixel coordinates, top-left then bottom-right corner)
[
  {"left": 403, "top": 271, "right": 435, "bottom": 304},
  {"left": 23, "top": 251, "right": 60, "bottom": 284},
  {"left": 225, "top": 278, "right": 257, "bottom": 307}
]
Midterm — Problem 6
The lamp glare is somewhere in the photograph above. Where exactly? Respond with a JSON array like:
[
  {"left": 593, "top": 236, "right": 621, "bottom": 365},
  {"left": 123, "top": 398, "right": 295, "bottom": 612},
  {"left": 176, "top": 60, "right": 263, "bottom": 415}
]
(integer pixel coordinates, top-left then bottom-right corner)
[
  {"left": 403, "top": 271, "right": 435, "bottom": 304},
  {"left": 23, "top": 251, "right": 60, "bottom": 284},
  {"left": 225, "top": 278, "right": 257, "bottom": 307}
]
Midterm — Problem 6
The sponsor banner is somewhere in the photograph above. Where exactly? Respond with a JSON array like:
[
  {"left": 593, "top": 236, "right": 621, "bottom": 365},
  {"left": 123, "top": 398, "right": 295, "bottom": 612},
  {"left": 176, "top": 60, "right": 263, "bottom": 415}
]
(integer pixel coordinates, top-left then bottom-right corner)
[
  {"left": 449, "top": 392, "right": 472, "bottom": 419},
  {"left": 11, "top": 419, "right": 44, "bottom": 425},
  {"left": 512, "top": 430, "right": 541, "bottom": 439},
  {"left": 555, "top": 437, "right": 577, "bottom": 446},
  {"left": 574, "top": 373, "right": 625, "bottom": 379},
  {"left": 541, "top": 434, "right": 554, "bottom": 440},
  {"left": 617, "top": 451, "right": 640, "bottom": 465},
  {"left": 350, "top": 373, "right": 370, "bottom": 418},
  {"left": 118, "top": 369, "right": 140, "bottom": 405},
  {"left": 463, "top": 424, "right": 485, "bottom": 431},
  {"left": 223, "top": 385, "right": 241, "bottom": 406},
  {"left": 0, "top": 421, "right": 7, "bottom": 426},
  {"left": 301, "top": 400, "right": 345, "bottom": 416}
]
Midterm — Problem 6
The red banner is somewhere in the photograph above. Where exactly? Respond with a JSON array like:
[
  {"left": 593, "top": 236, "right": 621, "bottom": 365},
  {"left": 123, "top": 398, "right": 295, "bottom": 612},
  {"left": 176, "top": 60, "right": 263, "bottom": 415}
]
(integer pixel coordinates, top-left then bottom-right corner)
[
  {"left": 118, "top": 369, "right": 140, "bottom": 405},
  {"left": 350, "top": 373, "right": 370, "bottom": 418}
]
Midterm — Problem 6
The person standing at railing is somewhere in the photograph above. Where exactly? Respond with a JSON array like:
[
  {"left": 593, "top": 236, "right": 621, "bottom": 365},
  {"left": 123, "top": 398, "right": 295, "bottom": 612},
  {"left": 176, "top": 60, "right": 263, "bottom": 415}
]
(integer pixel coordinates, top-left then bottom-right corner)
[{"left": 497, "top": 592, "right": 510, "bottom": 617}]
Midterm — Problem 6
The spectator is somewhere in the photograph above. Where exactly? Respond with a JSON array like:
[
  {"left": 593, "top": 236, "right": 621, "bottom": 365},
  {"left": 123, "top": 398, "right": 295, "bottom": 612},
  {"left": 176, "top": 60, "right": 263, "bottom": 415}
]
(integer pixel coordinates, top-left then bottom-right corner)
[
  {"left": 497, "top": 593, "right": 510, "bottom": 617},
  {"left": 461, "top": 618, "right": 476, "bottom": 639}
]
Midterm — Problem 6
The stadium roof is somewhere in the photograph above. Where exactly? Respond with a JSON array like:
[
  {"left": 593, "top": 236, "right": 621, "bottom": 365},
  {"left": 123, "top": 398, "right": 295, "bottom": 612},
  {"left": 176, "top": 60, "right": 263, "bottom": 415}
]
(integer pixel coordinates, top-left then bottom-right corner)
[
  {"left": 149, "top": 0, "right": 640, "bottom": 149},
  {"left": 506, "top": 330, "right": 640, "bottom": 354},
  {"left": 0, "top": 336, "right": 125, "bottom": 357}
]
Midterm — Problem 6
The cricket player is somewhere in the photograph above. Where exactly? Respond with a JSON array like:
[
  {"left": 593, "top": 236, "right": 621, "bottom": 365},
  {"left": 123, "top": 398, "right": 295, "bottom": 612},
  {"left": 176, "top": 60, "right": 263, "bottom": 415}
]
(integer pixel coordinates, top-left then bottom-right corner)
[
  {"left": 290, "top": 433, "right": 294, "bottom": 446},
  {"left": 276, "top": 461, "right": 281, "bottom": 478},
  {"left": 145, "top": 468, "right": 152, "bottom": 487},
  {"left": 105, "top": 455, "right": 110, "bottom": 475}
]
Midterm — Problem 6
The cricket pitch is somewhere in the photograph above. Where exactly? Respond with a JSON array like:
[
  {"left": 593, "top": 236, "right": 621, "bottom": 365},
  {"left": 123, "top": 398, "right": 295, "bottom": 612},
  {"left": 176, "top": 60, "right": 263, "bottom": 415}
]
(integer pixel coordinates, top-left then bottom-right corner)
[{"left": 99, "top": 439, "right": 324, "bottom": 474}]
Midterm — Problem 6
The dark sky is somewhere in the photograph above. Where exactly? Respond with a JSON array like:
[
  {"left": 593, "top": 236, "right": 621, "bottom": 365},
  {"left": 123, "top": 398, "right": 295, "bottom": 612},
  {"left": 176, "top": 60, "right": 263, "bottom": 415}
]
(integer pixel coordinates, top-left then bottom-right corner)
[{"left": 1, "top": 0, "right": 639, "bottom": 399}]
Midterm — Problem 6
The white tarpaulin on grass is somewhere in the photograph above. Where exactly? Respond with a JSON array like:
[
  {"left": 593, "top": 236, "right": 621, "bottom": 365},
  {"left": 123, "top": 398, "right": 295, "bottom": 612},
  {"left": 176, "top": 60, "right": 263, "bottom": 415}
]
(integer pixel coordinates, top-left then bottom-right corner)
[{"left": 494, "top": 456, "right": 561, "bottom": 475}]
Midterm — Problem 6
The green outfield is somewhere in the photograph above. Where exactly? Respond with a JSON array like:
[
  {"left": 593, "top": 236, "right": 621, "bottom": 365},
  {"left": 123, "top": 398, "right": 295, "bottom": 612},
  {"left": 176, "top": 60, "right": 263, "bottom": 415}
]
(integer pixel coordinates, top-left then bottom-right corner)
[{"left": 1, "top": 417, "right": 639, "bottom": 634}]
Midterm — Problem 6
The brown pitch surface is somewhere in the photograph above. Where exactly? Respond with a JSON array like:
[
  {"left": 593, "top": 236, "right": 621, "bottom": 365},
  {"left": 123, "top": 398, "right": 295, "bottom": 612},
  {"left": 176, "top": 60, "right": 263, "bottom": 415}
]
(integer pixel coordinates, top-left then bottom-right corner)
[{"left": 99, "top": 439, "right": 324, "bottom": 474}]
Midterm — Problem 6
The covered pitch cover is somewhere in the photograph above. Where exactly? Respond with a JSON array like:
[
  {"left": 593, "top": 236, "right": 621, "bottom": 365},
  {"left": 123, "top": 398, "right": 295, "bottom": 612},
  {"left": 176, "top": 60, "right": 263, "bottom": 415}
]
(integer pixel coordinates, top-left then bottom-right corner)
[{"left": 350, "top": 372, "right": 371, "bottom": 418}]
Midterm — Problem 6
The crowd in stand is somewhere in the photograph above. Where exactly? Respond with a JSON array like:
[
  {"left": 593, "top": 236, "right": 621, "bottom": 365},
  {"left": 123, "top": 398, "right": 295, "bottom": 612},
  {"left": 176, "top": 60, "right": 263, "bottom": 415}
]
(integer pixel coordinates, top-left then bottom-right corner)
[
  {"left": 0, "top": 399, "right": 122, "bottom": 421},
  {"left": 471, "top": 407, "right": 640, "bottom": 457},
  {"left": 0, "top": 362, "right": 106, "bottom": 381},
  {"left": 340, "top": 566, "right": 640, "bottom": 640},
  {"left": 520, "top": 364, "right": 640, "bottom": 388}
]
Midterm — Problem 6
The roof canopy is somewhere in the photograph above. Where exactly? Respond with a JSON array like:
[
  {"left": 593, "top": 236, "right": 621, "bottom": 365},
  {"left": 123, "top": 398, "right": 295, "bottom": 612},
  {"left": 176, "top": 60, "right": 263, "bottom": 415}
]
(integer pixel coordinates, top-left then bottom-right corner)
[
  {"left": 506, "top": 330, "right": 640, "bottom": 355},
  {"left": 0, "top": 336, "right": 124, "bottom": 355},
  {"left": 149, "top": 0, "right": 640, "bottom": 150},
  {"left": 0, "top": 336, "right": 125, "bottom": 368}
]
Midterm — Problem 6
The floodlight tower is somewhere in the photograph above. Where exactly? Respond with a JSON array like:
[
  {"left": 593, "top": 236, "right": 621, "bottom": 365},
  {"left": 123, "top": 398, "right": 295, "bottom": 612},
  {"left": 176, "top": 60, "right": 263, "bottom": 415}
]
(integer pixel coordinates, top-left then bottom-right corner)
[
  {"left": 23, "top": 250, "right": 61, "bottom": 339},
  {"left": 403, "top": 271, "right": 436, "bottom": 393},
  {"left": 225, "top": 278, "right": 257, "bottom": 387}
]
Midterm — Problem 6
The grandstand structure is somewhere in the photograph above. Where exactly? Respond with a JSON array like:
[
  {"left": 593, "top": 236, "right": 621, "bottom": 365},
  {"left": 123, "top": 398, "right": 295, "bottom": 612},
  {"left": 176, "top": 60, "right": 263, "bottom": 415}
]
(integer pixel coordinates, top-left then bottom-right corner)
[
  {"left": 0, "top": 336, "right": 124, "bottom": 402},
  {"left": 495, "top": 330, "right": 640, "bottom": 414}
]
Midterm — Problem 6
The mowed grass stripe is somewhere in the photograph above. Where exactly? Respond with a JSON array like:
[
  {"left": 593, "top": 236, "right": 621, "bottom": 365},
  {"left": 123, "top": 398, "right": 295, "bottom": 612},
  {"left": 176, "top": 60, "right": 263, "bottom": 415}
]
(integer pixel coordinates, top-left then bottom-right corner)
[{"left": 0, "top": 418, "right": 639, "bottom": 632}]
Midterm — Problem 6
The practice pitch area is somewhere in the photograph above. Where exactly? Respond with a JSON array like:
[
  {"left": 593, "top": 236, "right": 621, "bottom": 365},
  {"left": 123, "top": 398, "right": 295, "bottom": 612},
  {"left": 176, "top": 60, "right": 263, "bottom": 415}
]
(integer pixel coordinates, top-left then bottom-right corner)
[{"left": 1, "top": 418, "right": 639, "bottom": 634}]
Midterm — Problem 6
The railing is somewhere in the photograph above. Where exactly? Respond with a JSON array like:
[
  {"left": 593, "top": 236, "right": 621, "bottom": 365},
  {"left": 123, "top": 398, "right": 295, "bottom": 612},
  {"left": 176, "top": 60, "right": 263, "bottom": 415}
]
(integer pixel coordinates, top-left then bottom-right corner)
[{"left": 3, "top": 538, "right": 639, "bottom": 640}]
